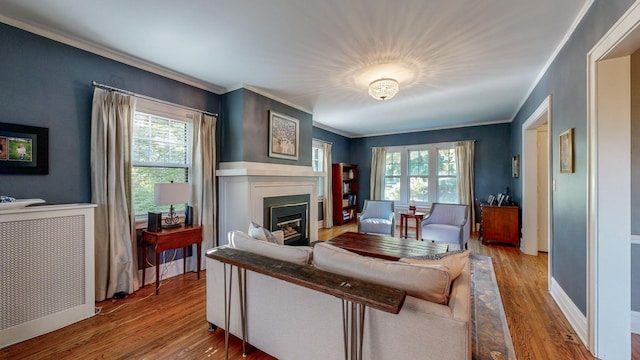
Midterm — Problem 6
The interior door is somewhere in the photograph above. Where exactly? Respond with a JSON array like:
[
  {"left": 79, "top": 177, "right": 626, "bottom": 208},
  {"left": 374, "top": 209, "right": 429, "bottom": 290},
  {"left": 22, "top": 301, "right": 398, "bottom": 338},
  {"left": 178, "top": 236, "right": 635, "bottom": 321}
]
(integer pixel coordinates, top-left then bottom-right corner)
[{"left": 537, "top": 125, "right": 549, "bottom": 252}]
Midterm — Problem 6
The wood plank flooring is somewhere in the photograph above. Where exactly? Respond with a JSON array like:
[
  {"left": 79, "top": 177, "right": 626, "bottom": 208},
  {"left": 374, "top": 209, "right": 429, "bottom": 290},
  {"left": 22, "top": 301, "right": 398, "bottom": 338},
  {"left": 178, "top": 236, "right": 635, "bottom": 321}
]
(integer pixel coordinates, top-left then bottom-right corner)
[{"left": 1, "top": 223, "right": 637, "bottom": 359}]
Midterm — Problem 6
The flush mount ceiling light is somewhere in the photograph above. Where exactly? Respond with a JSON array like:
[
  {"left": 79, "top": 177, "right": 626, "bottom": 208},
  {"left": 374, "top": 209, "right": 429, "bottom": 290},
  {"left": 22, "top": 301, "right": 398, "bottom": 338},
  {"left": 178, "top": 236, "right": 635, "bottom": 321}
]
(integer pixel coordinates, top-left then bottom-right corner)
[{"left": 368, "top": 78, "right": 399, "bottom": 100}]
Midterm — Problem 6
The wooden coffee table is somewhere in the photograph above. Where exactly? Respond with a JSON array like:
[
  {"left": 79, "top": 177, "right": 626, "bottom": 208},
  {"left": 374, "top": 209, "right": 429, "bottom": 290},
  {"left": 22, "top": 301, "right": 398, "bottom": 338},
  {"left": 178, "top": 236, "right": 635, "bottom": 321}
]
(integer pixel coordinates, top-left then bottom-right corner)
[{"left": 325, "top": 232, "right": 449, "bottom": 261}]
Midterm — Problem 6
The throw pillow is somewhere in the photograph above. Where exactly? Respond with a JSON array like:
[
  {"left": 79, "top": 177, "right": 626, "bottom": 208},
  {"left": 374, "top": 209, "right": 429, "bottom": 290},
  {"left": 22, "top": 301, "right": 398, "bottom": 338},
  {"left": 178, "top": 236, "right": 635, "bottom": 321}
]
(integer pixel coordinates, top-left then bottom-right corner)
[
  {"left": 229, "top": 231, "right": 313, "bottom": 265},
  {"left": 313, "top": 242, "right": 452, "bottom": 304},
  {"left": 399, "top": 250, "right": 470, "bottom": 281},
  {"left": 248, "top": 221, "right": 279, "bottom": 244}
]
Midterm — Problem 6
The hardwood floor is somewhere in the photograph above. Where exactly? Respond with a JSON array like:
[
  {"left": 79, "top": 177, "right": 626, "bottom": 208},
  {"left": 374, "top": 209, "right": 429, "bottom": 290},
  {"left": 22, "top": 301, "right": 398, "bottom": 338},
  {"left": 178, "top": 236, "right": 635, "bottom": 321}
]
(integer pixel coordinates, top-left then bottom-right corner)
[{"left": 1, "top": 223, "right": 636, "bottom": 359}]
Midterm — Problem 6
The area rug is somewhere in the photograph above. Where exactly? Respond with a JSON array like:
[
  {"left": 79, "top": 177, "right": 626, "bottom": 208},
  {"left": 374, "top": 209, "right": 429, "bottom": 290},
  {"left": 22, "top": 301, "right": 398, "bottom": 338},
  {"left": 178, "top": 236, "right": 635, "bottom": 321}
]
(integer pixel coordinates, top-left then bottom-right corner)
[{"left": 470, "top": 253, "right": 516, "bottom": 360}]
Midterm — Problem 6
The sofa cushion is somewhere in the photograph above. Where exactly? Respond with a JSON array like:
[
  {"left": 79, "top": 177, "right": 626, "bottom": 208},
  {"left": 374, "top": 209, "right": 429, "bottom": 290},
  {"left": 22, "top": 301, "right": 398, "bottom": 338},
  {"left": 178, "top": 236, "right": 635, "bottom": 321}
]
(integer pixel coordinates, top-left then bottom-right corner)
[
  {"left": 313, "top": 242, "right": 452, "bottom": 304},
  {"left": 399, "top": 250, "right": 470, "bottom": 281},
  {"left": 248, "top": 221, "right": 279, "bottom": 244},
  {"left": 229, "top": 231, "right": 313, "bottom": 265}
]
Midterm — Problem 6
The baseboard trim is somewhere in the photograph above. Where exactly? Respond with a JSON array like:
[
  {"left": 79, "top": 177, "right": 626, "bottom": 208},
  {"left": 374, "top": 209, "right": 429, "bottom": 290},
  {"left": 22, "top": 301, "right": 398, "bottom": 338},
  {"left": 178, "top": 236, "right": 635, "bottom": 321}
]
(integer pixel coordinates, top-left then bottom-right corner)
[
  {"left": 138, "top": 254, "right": 198, "bottom": 287},
  {"left": 550, "top": 277, "right": 588, "bottom": 345},
  {"left": 631, "top": 311, "right": 640, "bottom": 334}
]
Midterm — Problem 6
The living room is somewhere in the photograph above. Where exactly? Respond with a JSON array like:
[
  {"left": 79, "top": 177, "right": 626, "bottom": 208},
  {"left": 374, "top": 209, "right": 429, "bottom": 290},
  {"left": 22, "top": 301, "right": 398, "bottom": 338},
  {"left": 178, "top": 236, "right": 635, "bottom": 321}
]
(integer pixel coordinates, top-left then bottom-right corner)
[{"left": 0, "top": 1, "right": 637, "bottom": 359}]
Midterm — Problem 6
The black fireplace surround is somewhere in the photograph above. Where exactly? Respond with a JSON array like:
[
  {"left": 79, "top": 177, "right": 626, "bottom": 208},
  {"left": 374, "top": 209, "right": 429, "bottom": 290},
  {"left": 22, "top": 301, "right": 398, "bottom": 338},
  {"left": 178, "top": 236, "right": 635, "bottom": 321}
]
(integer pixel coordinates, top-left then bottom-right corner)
[{"left": 263, "top": 194, "right": 310, "bottom": 246}]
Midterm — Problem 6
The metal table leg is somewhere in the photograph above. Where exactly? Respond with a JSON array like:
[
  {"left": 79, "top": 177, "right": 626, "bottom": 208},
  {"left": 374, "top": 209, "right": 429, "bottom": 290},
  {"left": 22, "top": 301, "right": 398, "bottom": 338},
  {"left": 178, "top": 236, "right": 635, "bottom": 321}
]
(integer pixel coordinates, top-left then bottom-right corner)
[
  {"left": 222, "top": 264, "right": 248, "bottom": 359},
  {"left": 342, "top": 300, "right": 366, "bottom": 360}
]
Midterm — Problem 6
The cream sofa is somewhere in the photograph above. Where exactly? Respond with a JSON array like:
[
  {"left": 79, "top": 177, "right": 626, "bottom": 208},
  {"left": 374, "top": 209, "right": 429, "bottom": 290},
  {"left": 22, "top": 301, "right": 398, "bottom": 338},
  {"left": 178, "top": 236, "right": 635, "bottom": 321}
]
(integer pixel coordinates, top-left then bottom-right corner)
[{"left": 206, "top": 231, "right": 471, "bottom": 360}]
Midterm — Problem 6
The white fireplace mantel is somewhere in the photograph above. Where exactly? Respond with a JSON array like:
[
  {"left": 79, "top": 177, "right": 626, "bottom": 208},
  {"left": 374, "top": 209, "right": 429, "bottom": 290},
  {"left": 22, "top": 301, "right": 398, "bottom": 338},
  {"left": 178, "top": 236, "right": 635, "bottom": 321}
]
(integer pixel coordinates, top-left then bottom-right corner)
[{"left": 217, "top": 162, "right": 318, "bottom": 246}]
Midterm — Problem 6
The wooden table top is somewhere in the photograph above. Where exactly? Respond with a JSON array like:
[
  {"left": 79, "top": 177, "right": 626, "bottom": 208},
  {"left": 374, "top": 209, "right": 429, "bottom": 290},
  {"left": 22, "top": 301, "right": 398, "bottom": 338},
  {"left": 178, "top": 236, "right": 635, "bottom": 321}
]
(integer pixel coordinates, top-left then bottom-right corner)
[
  {"left": 206, "top": 247, "right": 406, "bottom": 314},
  {"left": 325, "top": 232, "right": 449, "bottom": 261}
]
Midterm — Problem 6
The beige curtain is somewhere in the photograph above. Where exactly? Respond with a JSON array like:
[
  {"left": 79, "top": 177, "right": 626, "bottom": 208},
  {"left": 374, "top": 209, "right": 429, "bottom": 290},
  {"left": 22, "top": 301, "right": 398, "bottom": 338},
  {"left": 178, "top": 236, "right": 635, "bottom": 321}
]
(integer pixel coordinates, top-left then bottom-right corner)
[
  {"left": 191, "top": 113, "right": 217, "bottom": 268},
  {"left": 370, "top": 147, "right": 387, "bottom": 200},
  {"left": 90, "top": 88, "right": 137, "bottom": 301},
  {"left": 322, "top": 142, "right": 333, "bottom": 228},
  {"left": 456, "top": 140, "right": 475, "bottom": 228}
]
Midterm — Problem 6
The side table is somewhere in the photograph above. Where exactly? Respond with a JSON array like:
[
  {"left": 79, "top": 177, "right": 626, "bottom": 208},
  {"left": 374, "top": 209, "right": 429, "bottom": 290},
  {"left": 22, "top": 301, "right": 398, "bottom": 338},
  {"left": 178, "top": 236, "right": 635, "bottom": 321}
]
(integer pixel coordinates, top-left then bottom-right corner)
[
  {"left": 399, "top": 212, "right": 426, "bottom": 240},
  {"left": 141, "top": 225, "right": 202, "bottom": 294}
]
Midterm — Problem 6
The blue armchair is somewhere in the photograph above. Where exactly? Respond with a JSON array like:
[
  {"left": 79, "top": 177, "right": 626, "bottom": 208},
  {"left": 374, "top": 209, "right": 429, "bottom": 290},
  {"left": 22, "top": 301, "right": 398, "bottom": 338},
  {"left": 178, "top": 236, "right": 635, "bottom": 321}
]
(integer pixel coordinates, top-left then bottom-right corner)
[
  {"left": 420, "top": 203, "right": 470, "bottom": 249},
  {"left": 357, "top": 200, "right": 395, "bottom": 236}
]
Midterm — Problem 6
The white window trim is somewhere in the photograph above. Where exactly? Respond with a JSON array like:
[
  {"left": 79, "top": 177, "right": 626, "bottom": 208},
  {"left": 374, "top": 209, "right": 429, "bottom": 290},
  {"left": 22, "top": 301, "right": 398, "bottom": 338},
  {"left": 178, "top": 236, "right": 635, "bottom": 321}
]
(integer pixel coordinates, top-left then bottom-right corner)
[
  {"left": 384, "top": 141, "right": 458, "bottom": 206},
  {"left": 132, "top": 99, "right": 197, "bottom": 222},
  {"left": 312, "top": 139, "right": 326, "bottom": 197}
]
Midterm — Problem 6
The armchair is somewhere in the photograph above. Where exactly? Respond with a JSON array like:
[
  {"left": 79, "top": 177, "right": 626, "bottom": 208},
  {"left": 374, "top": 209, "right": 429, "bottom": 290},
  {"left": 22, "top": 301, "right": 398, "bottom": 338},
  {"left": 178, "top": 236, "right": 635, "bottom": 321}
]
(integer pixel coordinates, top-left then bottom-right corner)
[
  {"left": 420, "top": 203, "right": 470, "bottom": 249},
  {"left": 357, "top": 200, "right": 395, "bottom": 236}
]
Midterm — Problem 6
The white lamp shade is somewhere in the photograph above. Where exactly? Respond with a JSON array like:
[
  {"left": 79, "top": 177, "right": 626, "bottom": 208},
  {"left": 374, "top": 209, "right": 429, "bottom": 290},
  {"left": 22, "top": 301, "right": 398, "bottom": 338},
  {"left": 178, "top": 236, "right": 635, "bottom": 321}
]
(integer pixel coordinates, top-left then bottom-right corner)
[{"left": 154, "top": 182, "right": 190, "bottom": 205}]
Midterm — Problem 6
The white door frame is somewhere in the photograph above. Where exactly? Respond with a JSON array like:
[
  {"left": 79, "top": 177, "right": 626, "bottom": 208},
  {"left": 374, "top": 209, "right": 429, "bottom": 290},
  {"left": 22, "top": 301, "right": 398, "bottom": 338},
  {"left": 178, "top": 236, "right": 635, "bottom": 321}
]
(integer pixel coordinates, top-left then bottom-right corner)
[
  {"left": 586, "top": 2, "right": 639, "bottom": 357},
  {"left": 521, "top": 95, "right": 552, "bottom": 261}
]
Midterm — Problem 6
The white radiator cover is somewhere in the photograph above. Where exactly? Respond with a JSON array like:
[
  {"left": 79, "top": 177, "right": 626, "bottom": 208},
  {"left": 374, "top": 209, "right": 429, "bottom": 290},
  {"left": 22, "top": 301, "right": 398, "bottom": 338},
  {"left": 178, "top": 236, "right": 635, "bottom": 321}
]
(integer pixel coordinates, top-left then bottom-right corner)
[{"left": 0, "top": 203, "right": 96, "bottom": 349}]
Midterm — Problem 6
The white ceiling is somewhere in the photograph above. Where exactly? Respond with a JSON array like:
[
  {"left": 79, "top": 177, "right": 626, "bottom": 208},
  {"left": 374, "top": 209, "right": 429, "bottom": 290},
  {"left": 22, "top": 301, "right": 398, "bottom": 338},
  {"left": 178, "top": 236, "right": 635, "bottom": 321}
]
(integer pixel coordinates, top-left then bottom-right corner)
[{"left": 0, "top": 0, "right": 589, "bottom": 137}]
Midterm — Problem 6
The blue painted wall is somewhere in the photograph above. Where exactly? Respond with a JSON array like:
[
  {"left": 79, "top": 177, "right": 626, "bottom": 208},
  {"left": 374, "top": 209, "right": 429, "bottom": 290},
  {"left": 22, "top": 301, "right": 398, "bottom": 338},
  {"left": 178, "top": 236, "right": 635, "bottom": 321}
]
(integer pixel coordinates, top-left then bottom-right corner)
[
  {"left": 350, "top": 123, "right": 512, "bottom": 213},
  {"left": 0, "top": 23, "right": 219, "bottom": 204},
  {"left": 311, "top": 126, "right": 351, "bottom": 164},
  {"left": 220, "top": 88, "right": 313, "bottom": 166},
  {"left": 510, "top": 0, "right": 635, "bottom": 314}
]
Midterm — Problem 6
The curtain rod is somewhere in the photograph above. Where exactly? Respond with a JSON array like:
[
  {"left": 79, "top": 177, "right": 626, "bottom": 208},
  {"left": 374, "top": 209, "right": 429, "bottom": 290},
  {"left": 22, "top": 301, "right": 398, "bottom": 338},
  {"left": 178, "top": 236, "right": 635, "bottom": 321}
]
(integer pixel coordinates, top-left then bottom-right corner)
[
  {"left": 91, "top": 81, "right": 218, "bottom": 117},
  {"left": 312, "top": 138, "right": 333, "bottom": 145}
]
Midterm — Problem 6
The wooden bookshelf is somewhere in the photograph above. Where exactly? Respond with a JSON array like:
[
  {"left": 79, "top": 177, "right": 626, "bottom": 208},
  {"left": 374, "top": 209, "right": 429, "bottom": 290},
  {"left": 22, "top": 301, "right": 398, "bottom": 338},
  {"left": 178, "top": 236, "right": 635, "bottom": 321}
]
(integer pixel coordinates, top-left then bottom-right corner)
[{"left": 332, "top": 163, "right": 358, "bottom": 225}]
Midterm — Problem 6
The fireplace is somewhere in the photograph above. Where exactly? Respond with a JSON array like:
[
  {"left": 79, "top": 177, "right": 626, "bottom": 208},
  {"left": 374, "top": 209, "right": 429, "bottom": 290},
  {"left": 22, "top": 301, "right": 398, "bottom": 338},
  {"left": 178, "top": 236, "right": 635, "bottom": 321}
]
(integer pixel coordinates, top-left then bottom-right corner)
[
  {"left": 264, "top": 195, "right": 309, "bottom": 246},
  {"left": 216, "top": 161, "right": 319, "bottom": 247}
]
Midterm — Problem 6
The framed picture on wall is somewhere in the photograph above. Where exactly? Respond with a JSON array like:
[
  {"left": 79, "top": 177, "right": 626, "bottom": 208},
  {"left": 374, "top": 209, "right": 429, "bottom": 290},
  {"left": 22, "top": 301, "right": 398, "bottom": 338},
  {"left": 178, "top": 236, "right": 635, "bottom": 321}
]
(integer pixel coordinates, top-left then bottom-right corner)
[
  {"left": 559, "top": 128, "right": 574, "bottom": 173},
  {"left": 0, "top": 122, "right": 49, "bottom": 175},
  {"left": 268, "top": 110, "right": 299, "bottom": 160},
  {"left": 512, "top": 154, "right": 520, "bottom": 178}
]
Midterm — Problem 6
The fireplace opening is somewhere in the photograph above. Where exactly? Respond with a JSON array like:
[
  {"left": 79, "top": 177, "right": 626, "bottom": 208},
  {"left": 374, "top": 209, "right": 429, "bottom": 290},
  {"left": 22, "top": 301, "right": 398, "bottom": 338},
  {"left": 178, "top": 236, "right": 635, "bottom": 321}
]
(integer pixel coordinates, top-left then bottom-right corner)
[{"left": 264, "top": 195, "right": 309, "bottom": 246}]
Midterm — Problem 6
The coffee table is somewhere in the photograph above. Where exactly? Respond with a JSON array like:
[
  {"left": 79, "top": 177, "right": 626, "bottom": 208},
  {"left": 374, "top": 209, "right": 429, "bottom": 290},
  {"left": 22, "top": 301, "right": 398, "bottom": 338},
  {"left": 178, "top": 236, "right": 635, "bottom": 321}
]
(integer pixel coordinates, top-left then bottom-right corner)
[{"left": 325, "top": 232, "right": 449, "bottom": 261}]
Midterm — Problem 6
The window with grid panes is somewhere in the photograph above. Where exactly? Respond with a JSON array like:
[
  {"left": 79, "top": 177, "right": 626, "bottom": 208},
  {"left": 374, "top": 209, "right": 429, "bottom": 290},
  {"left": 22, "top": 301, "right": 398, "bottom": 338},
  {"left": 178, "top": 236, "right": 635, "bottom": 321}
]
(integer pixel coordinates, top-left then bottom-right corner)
[
  {"left": 382, "top": 143, "right": 458, "bottom": 205},
  {"left": 131, "top": 100, "right": 193, "bottom": 216},
  {"left": 312, "top": 141, "right": 324, "bottom": 197}
]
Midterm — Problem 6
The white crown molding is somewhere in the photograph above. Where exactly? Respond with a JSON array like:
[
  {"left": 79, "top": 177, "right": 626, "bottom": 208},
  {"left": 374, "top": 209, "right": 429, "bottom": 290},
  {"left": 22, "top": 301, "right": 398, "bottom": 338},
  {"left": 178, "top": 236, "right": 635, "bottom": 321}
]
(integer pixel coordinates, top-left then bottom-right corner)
[
  {"left": 511, "top": 0, "right": 595, "bottom": 121},
  {"left": 350, "top": 119, "right": 512, "bottom": 139},
  {"left": 239, "top": 85, "right": 313, "bottom": 115},
  {"left": 312, "top": 121, "right": 354, "bottom": 138},
  {"left": 0, "top": 15, "right": 225, "bottom": 94}
]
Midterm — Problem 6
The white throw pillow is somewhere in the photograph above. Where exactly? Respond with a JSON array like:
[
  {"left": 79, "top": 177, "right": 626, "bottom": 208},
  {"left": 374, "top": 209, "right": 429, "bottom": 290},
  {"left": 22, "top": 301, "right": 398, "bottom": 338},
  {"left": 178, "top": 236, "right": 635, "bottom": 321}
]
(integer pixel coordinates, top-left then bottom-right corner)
[
  {"left": 229, "top": 231, "right": 313, "bottom": 265},
  {"left": 312, "top": 242, "right": 452, "bottom": 304},
  {"left": 247, "top": 221, "right": 279, "bottom": 244}
]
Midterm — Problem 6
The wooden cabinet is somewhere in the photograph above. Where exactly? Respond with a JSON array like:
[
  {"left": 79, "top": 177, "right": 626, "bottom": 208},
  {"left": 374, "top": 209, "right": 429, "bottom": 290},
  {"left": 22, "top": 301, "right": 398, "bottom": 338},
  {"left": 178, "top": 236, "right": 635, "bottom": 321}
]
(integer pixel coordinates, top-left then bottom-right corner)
[
  {"left": 332, "top": 163, "right": 358, "bottom": 225},
  {"left": 479, "top": 204, "right": 520, "bottom": 246}
]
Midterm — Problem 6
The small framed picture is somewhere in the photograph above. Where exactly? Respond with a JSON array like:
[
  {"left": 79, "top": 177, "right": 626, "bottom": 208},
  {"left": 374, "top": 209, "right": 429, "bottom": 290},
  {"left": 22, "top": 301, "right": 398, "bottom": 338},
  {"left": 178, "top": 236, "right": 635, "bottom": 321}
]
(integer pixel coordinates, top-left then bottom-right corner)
[
  {"left": 0, "top": 122, "right": 49, "bottom": 175},
  {"left": 512, "top": 155, "right": 520, "bottom": 178},
  {"left": 268, "top": 110, "right": 299, "bottom": 160},
  {"left": 559, "top": 128, "right": 574, "bottom": 173}
]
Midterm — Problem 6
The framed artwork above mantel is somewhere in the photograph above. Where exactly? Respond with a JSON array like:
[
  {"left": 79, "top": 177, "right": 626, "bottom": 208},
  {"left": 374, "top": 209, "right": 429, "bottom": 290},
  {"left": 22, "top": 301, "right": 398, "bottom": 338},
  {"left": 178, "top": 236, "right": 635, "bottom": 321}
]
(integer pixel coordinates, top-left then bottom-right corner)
[
  {"left": 268, "top": 110, "right": 299, "bottom": 160},
  {"left": 0, "top": 122, "right": 49, "bottom": 175}
]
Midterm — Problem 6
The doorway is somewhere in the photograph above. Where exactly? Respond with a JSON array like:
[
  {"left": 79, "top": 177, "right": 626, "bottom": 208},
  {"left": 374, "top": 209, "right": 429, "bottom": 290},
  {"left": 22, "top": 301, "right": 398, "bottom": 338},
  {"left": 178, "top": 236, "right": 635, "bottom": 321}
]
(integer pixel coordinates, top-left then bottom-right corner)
[
  {"left": 537, "top": 124, "right": 549, "bottom": 253},
  {"left": 586, "top": 3, "right": 638, "bottom": 356},
  {"left": 521, "top": 96, "right": 552, "bottom": 292}
]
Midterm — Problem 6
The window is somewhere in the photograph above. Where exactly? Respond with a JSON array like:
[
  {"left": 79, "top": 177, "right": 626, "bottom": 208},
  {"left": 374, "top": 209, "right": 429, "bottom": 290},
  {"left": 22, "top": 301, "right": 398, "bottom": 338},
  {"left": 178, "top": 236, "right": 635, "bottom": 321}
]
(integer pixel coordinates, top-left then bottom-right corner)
[
  {"left": 383, "top": 142, "right": 458, "bottom": 205},
  {"left": 132, "top": 100, "right": 193, "bottom": 216},
  {"left": 312, "top": 140, "right": 325, "bottom": 197},
  {"left": 383, "top": 151, "right": 401, "bottom": 200}
]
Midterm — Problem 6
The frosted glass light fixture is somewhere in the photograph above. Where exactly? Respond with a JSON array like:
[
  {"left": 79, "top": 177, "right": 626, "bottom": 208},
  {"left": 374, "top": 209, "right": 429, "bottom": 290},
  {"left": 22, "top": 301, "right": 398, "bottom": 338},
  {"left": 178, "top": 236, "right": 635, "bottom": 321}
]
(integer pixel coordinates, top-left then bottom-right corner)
[{"left": 368, "top": 78, "right": 399, "bottom": 100}]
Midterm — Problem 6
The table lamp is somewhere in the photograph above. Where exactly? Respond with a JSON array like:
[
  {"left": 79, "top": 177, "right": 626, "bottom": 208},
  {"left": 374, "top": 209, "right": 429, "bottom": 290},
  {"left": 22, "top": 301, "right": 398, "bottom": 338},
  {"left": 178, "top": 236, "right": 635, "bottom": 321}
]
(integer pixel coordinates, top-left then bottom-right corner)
[
  {"left": 409, "top": 199, "right": 416, "bottom": 214},
  {"left": 154, "top": 181, "right": 190, "bottom": 229}
]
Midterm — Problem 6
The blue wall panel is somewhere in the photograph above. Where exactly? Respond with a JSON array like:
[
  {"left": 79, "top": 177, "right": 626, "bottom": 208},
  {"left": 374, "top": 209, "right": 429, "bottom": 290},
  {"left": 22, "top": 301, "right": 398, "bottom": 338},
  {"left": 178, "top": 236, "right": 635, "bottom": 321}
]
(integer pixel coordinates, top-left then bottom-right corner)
[
  {"left": 311, "top": 126, "right": 351, "bottom": 164},
  {"left": 509, "top": 0, "right": 635, "bottom": 314},
  {"left": 0, "top": 23, "right": 220, "bottom": 204},
  {"left": 350, "top": 123, "right": 512, "bottom": 212}
]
